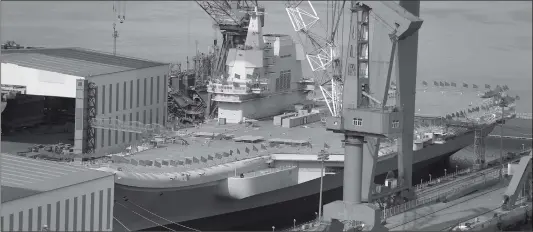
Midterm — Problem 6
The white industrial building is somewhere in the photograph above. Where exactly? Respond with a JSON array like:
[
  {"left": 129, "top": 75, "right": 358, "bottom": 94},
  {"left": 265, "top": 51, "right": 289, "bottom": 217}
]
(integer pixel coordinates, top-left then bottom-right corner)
[
  {"left": 0, "top": 153, "right": 115, "bottom": 231},
  {"left": 1, "top": 47, "right": 170, "bottom": 155}
]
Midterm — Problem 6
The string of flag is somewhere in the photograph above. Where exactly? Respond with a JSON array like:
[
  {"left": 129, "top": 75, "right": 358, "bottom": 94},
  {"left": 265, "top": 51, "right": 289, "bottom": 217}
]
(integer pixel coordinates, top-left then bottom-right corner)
[
  {"left": 420, "top": 80, "right": 510, "bottom": 91},
  {"left": 111, "top": 143, "right": 276, "bottom": 168}
]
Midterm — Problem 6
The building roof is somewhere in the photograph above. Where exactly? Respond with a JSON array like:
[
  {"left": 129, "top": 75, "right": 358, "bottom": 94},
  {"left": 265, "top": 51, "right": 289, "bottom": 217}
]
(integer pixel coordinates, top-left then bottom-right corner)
[
  {"left": 1, "top": 47, "right": 168, "bottom": 77},
  {"left": 1, "top": 153, "right": 113, "bottom": 203}
]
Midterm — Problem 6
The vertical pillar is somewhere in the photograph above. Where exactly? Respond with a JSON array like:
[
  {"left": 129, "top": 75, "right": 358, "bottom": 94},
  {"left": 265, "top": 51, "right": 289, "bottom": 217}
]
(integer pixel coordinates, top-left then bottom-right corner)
[
  {"left": 344, "top": 134, "right": 365, "bottom": 204},
  {"left": 474, "top": 128, "right": 486, "bottom": 169},
  {"left": 396, "top": 0, "right": 420, "bottom": 189},
  {"left": 74, "top": 79, "right": 89, "bottom": 154},
  {"left": 1, "top": 72, "right": 3, "bottom": 213}
]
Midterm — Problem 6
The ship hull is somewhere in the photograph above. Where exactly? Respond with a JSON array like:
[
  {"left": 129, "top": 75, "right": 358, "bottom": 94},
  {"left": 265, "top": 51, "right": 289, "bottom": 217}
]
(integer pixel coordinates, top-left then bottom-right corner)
[{"left": 114, "top": 126, "right": 495, "bottom": 231}]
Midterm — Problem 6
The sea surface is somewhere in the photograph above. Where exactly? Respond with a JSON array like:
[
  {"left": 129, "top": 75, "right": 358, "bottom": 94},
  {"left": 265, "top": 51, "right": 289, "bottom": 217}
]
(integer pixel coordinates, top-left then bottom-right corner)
[
  {"left": 1, "top": 1, "right": 532, "bottom": 231},
  {"left": 1, "top": 1, "right": 532, "bottom": 112}
]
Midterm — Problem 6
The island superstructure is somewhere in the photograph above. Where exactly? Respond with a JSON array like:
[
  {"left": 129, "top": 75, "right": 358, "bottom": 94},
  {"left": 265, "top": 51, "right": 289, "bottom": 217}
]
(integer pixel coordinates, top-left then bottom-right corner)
[
  {"left": 90, "top": 3, "right": 515, "bottom": 231},
  {"left": 0, "top": 1, "right": 523, "bottom": 232}
]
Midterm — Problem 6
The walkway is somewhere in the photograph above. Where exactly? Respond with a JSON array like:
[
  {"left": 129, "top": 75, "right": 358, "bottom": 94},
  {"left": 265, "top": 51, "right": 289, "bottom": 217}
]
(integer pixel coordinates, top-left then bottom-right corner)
[{"left": 386, "top": 182, "right": 509, "bottom": 231}]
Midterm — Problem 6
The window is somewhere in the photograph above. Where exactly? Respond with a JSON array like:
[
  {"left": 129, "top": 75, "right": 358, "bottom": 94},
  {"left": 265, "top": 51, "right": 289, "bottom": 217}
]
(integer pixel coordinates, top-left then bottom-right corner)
[
  {"left": 136, "top": 79, "right": 140, "bottom": 107},
  {"left": 116, "top": 83, "right": 119, "bottom": 111},
  {"left": 135, "top": 112, "right": 139, "bottom": 140},
  {"left": 115, "top": 116, "right": 118, "bottom": 144},
  {"left": 101, "top": 128, "right": 104, "bottom": 148},
  {"left": 150, "top": 77, "right": 154, "bottom": 105},
  {"left": 156, "top": 108, "right": 159, "bottom": 124},
  {"left": 150, "top": 109, "right": 153, "bottom": 124},
  {"left": 392, "top": 120, "right": 400, "bottom": 128},
  {"left": 278, "top": 70, "right": 291, "bottom": 91},
  {"left": 164, "top": 75, "right": 167, "bottom": 101},
  {"left": 122, "top": 114, "right": 126, "bottom": 143},
  {"left": 157, "top": 76, "right": 160, "bottom": 104},
  {"left": 143, "top": 110, "right": 146, "bottom": 124},
  {"left": 109, "top": 84, "right": 113, "bottom": 113},
  {"left": 130, "top": 80, "right": 133, "bottom": 109},
  {"left": 143, "top": 78, "right": 147, "bottom": 106},
  {"left": 235, "top": 74, "right": 241, "bottom": 79},
  {"left": 129, "top": 113, "right": 132, "bottom": 142},
  {"left": 123, "top": 81, "right": 127, "bottom": 110},
  {"left": 108, "top": 117, "right": 111, "bottom": 146},
  {"left": 353, "top": 118, "right": 363, "bottom": 126},
  {"left": 101, "top": 85, "right": 106, "bottom": 114}
]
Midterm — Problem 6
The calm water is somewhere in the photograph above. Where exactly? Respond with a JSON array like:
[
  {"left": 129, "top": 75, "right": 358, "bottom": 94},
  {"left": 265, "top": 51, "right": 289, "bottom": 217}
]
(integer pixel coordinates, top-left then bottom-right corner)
[
  {"left": 1, "top": 1, "right": 532, "bottom": 231},
  {"left": 1, "top": 1, "right": 532, "bottom": 112}
]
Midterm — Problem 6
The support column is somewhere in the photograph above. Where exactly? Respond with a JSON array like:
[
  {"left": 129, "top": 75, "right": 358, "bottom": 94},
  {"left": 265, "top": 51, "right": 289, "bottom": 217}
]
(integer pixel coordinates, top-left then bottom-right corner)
[
  {"left": 344, "top": 134, "right": 365, "bottom": 204},
  {"left": 396, "top": 0, "right": 420, "bottom": 189},
  {"left": 474, "top": 128, "right": 486, "bottom": 170},
  {"left": 74, "top": 79, "right": 89, "bottom": 154}
]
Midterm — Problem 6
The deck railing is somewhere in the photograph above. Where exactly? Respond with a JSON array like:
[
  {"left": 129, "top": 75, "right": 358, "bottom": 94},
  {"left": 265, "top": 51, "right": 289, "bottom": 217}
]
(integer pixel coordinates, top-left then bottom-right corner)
[
  {"left": 237, "top": 165, "right": 296, "bottom": 178},
  {"left": 448, "top": 196, "right": 530, "bottom": 231},
  {"left": 381, "top": 168, "right": 502, "bottom": 220}
]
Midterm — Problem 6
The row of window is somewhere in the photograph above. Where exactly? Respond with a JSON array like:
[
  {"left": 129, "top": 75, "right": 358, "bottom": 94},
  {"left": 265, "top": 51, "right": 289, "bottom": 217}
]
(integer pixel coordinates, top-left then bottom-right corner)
[
  {"left": 0, "top": 188, "right": 112, "bottom": 232},
  {"left": 275, "top": 70, "right": 291, "bottom": 92},
  {"left": 99, "top": 108, "right": 163, "bottom": 148},
  {"left": 100, "top": 75, "right": 166, "bottom": 115},
  {"left": 351, "top": 118, "right": 400, "bottom": 128}
]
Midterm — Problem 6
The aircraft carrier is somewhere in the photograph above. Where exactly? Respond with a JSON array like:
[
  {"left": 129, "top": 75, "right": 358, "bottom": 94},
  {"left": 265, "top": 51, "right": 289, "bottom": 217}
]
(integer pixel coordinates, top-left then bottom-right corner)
[
  {"left": 1, "top": 1, "right": 528, "bottom": 232},
  {"left": 84, "top": 2, "right": 519, "bottom": 231}
]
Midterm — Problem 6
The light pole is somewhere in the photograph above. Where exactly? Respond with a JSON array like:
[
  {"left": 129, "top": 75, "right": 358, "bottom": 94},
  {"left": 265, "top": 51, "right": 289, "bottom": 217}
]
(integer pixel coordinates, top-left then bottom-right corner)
[
  {"left": 456, "top": 165, "right": 458, "bottom": 175},
  {"left": 317, "top": 149, "right": 330, "bottom": 220},
  {"left": 444, "top": 169, "right": 447, "bottom": 177},
  {"left": 315, "top": 212, "right": 318, "bottom": 219},
  {"left": 522, "top": 144, "right": 525, "bottom": 152},
  {"left": 429, "top": 174, "right": 432, "bottom": 183},
  {"left": 272, "top": 226, "right": 275, "bottom": 232},
  {"left": 293, "top": 219, "right": 296, "bottom": 228}
]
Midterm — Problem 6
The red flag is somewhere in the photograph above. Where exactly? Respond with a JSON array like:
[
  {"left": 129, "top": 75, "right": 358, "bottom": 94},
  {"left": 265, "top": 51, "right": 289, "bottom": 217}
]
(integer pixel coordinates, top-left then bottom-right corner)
[
  {"left": 245, "top": 147, "right": 250, "bottom": 153},
  {"left": 252, "top": 145, "right": 258, "bottom": 152},
  {"left": 236, "top": 149, "right": 241, "bottom": 154},
  {"left": 260, "top": 144, "right": 267, "bottom": 150}
]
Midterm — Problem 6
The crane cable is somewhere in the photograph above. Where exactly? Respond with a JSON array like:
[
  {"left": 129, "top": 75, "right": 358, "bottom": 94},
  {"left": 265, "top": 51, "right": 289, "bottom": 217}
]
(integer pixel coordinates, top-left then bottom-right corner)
[
  {"left": 114, "top": 216, "right": 132, "bottom": 232},
  {"left": 123, "top": 198, "right": 202, "bottom": 231},
  {"left": 115, "top": 201, "right": 177, "bottom": 231}
]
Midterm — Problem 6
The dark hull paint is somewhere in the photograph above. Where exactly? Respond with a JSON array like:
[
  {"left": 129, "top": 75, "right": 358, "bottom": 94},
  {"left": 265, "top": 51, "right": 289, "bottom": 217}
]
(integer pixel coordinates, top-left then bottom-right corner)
[
  {"left": 142, "top": 151, "right": 456, "bottom": 231},
  {"left": 114, "top": 125, "right": 495, "bottom": 231}
]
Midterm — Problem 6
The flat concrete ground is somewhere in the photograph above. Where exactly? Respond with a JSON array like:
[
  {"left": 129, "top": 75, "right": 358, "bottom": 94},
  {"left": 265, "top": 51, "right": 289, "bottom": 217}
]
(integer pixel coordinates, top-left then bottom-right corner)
[{"left": 386, "top": 182, "right": 510, "bottom": 231}]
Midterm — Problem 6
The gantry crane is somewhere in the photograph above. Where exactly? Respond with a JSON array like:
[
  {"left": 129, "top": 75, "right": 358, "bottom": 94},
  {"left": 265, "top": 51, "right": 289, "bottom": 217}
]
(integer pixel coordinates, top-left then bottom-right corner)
[
  {"left": 287, "top": 1, "right": 422, "bottom": 230},
  {"left": 194, "top": 0, "right": 263, "bottom": 118}
]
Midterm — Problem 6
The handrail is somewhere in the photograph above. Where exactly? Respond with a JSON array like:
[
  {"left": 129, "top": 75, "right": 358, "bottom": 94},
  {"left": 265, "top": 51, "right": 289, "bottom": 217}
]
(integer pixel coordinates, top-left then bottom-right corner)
[
  {"left": 237, "top": 165, "right": 296, "bottom": 178},
  {"left": 282, "top": 218, "right": 322, "bottom": 231},
  {"left": 449, "top": 196, "right": 530, "bottom": 231},
  {"left": 381, "top": 168, "right": 502, "bottom": 220}
]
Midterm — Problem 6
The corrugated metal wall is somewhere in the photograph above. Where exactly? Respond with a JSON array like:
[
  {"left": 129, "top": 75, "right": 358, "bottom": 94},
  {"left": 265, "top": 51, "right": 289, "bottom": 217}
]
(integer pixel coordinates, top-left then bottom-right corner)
[{"left": 1, "top": 179, "right": 114, "bottom": 231}]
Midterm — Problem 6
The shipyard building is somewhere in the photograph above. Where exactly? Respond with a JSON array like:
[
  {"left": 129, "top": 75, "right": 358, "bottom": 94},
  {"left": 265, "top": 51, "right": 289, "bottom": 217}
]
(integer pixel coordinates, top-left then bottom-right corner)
[
  {"left": 1, "top": 48, "right": 170, "bottom": 155},
  {"left": 0, "top": 153, "right": 115, "bottom": 231}
]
